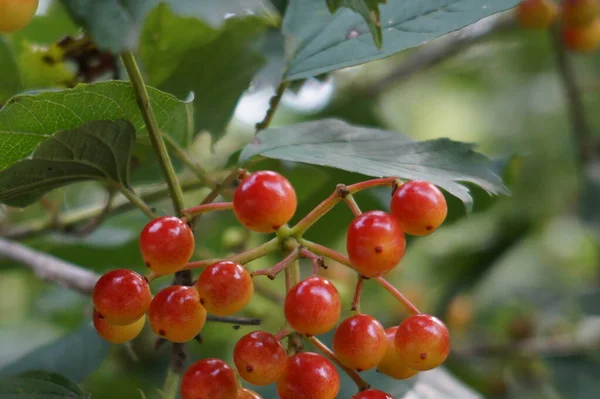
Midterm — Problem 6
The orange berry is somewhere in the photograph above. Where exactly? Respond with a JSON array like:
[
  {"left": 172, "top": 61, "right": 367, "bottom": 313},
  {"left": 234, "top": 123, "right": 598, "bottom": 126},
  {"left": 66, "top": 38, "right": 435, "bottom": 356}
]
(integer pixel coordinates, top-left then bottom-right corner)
[
  {"left": 0, "top": 0, "right": 38, "bottom": 33},
  {"left": 140, "top": 216, "right": 195, "bottom": 275},
  {"left": 195, "top": 261, "right": 254, "bottom": 316},
  {"left": 181, "top": 358, "right": 239, "bottom": 399},
  {"left": 237, "top": 389, "right": 262, "bottom": 399},
  {"left": 93, "top": 309, "right": 145, "bottom": 344},
  {"left": 516, "top": 0, "right": 559, "bottom": 29},
  {"left": 332, "top": 314, "right": 387, "bottom": 371},
  {"left": 390, "top": 180, "right": 447, "bottom": 236},
  {"left": 562, "top": 0, "right": 600, "bottom": 27},
  {"left": 376, "top": 326, "right": 419, "bottom": 380},
  {"left": 562, "top": 18, "right": 600, "bottom": 51},
  {"left": 277, "top": 352, "right": 340, "bottom": 399},
  {"left": 394, "top": 314, "right": 450, "bottom": 371}
]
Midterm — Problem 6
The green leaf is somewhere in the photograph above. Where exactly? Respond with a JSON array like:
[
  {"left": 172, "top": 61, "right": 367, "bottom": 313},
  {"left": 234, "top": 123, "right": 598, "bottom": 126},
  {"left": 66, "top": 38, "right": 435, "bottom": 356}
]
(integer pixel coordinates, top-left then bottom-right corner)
[
  {"left": 326, "top": 0, "right": 387, "bottom": 48},
  {"left": 0, "top": 324, "right": 109, "bottom": 383},
  {"left": 0, "top": 81, "right": 192, "bottom": 172},
  {"left": 141, "top": 4, "right": 267, "bottom": 141},
  {"left": 0, "top": 120, "right": 134, "bottom": 207},
  {"left": 0, "top": 38, "right": 22, "bottom": 103},
  {"left": 0, "top": 370, "right": 87, "bottom": 398},
  {"left": 283, "top": 0, "right": 520, "bottom": 80},
  {"left": 240, "top": 119, "right": 508, "bottom": 211}
]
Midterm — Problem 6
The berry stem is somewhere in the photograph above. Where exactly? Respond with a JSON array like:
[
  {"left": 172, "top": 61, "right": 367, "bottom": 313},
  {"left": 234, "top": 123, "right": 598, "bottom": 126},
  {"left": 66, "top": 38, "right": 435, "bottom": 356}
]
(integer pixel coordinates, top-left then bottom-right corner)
[
  {"left": 207, "top": 315, "right": 261, "bottom": 326},
  {"left": 274, "top": 327, "right": 293, "bottom": 341},
  {"left": 181, "top": 202, "right": 233, "bottom": 220},
  {"left": 163, "top": 135, "right": 218, "bottom": 189},
  {"left": 351, "top": 275, "right": 364, "bottom": 312},
  {"left": 252, "top": 247, "right": 300, "bottom": 279},
  {"left": 255, "top": 81, "right": 290, "bottom": 131},
  {"left": 184, "top": 237, "right": 280, "bottom": 269},
  {"left": 297, "top": 239, "right": 352, "bottom": 269},
  {"left": 299, "top": 247, "right": 325, "bottom": 274},
  {"left": 375, "top": 277, "right": 420, "bottom": 315},
  {"left": 344, "top": 194, "right": 362, "bottom": 217},
  {"left": 304, "top": 335, "right": 371, "bottom": 391},
  {"left": 161, "top": 368, "right": 181, "bottom": 399},
  {"left": 346, "top": 177, "right": 397, "bottom": 193}
]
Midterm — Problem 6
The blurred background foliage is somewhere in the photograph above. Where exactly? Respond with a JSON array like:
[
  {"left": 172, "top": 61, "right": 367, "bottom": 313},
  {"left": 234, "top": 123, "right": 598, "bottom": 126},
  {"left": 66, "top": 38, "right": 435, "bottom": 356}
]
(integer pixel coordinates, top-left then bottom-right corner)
[{"left": 1, "top": 0, "right": 599, "bottom": 398}]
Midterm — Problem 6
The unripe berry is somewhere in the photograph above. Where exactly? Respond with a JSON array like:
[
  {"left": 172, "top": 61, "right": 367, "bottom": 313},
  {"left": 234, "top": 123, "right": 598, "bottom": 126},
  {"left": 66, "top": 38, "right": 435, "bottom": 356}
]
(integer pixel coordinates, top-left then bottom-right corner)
[
  {"left": 346, "top": 210, "right": 406, "bottom": 278},
  {"left": 353, "top": 389, "right": 395, "bottom": 399},
  {"left": 233, "top": 170, "right": 297, "bottom": 233},
  {"left": 562, "top": 0, "right": 600, "bottom": 27},
  {"left": 277, "top": 352, "right": 340, "bottom": 399},
  {"left": 376, "top": 326, "right": 419, "bottom": 380},
  {"left": 233, "top": 331, "right": 287, "bottom": 386},
  {"left": 0, "top": 0, "right": 38, "bottom": 33},
  {"left": 237, "top": 389, "right": 262, "bottom": 399},
  {"left": 92, "top": 269, "right": 151, "bottom": 325},
  {"left": 139, "top": 216, "right": 195, "bottom": 275},
  {"left": 333, "top": 314, "right": 387, "bottom": 371},
  {"left": 394, "top": 314, "right": 450, "bottom": 371},
  {"left": 195, "top": 261, "right": 253, "bottom": 316},
  {"left": 93, "top": 309, "right": 145, "bottom": 344},
  {"left": 149, "top": 285, "right": 206, "bottom": 343},
  {"left": 181, "top": 358, "right": 239, "bottom": 399},
  {"left": 562, "top": 18, "right": 600, "bottom": 51},
  {"left": 390, "top": 180, "right": 447, "bottom": 236},
  {"left": 284, "top": 276, "right": 341, "bottom": 336},
  {"left": 515, "top": 0, "right": 559, "bottom": 29}
]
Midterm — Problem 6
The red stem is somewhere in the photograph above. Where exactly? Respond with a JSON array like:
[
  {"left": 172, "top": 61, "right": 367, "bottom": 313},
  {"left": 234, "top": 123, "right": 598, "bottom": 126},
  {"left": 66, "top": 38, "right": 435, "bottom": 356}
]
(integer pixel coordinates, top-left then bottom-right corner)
[
  {"left": 351, "top": 275, "right": 364, "bottom": 312},
  {"left": 299, "top": 247, "right": 325, "bottom": 274},
  {"left": 346, "top": 177, "right": 397, "bottom": 193},
  {"left": 185, "top": 237, "right": 279, "bottom": 270},
  {"left": 298, "top": 239, "right": 352, "bottom": 269},
  {"left": 181, "top": 202, "right": 233, "bottom": 220},
  {"left": 252, "top": 248, "right": 299, "bottom": 279},
  {"left": 375, "top": 277, "right": 420, "bottom": 315},
  {"left": 344, "top": 195, "right": 362, "bottom": 217}
]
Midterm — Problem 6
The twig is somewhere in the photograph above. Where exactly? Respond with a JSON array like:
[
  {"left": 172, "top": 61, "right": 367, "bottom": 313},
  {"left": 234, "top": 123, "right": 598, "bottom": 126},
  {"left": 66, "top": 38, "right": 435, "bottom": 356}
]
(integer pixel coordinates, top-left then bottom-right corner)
[
  {"left": 163, "top": 136, "right": 218, "bottom": 188},
  {"left": 344, "top": 194, "right": 362, "bottom": 217},
  {"left": 117, "top": 187, "right": 157, "bottom": 219},
  {"left": 351, "top": 275, "right": 364, "bottom": 312},
  {"left": 299, "top": 247, "right": 326, "bottom": 274},
  {"left": 67, "top": 189, "right": 115, "bottom": 235},
  {"left": 206, "top": 315, "right": 261, "bottom": 325},
  {"left": 375, "top": 277, "right": 421, "bottom": 315},
  {"left": 181, "top": 202, "right": 233, "bottom": 220},
  {"left": 252, "top": 247, "right": 300, "bottom": 279},
  {"left": 255, "top": 81, "right": 290, "bottom": 131}
]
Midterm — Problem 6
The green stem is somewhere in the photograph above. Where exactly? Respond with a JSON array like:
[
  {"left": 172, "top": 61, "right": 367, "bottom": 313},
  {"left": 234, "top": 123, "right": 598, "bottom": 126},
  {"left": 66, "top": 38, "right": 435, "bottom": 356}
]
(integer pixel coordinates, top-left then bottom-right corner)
[
  {"left": 164, "top": 135, "right": 218, "bottom": 188},
  {"left": 160, "top": 368, "right": 180, "bottom": 399},
  {"left": 118, "top": 187, "right": 157, "bottom": 219},
  {"left": 298, "top": 238, "right": 353, "bottom": 269},
  {"left": 184, "top": 237, "right": 280, "bottom": 269},
  {"left": 121, "top": 51, "right": 185, "bottom": 215}
]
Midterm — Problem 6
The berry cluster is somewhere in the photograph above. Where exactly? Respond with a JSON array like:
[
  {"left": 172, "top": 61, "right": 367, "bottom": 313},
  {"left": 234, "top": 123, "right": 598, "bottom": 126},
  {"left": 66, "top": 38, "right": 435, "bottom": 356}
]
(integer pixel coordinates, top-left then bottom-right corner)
[
  {"left": 91, "top": 170, "right": 451, "bottom": 398},
  {"left": 516, "top": 0, "right": 600, "bottom": 52}
]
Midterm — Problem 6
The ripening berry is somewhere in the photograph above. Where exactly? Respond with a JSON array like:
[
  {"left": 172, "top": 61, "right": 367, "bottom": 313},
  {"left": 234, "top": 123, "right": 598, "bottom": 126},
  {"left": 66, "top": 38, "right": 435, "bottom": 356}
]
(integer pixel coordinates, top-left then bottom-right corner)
[
  {"left": 445, "top": 294, "right": 475, "bottom": 332},
  {"left": 139, "top": 216, "right": 195, "bottom": 275},
  {"left": 149, "top": 285, "right": 206, "bottom": 343},
  {"left": 284, "top": 276, "right": 341, "bottom": 336},
  {"left": 515, "top": 0, "right": 559, "bottom": 29},
  {"left": 562, "top": 19, "right": 600, "bottom": 51},
  {"left": 181, "top": 358, "right": 239, "bottom": 399},
  {"left": 562, "top": 0, "right": 600, "bottom": 27},
  {"left": 333, "top": 314, "right": 387, "bottom": 371},
  {"left": 277, "top": 352, "right": 340, "bottom": 399},
  {"left": 93, "top": 309, "right": 145, "bottom": 344},
  {"left": 376, "top": 326, "right": 419, "bottom": 379},
  {"left": 390, "top": 181, "right": 447, "bottom": 236},
  {"left": 352, "top": 389, "right": 395, "bottom": 399},
  {"left": 237, "top": 389, "right": 262, "bottom": 399},
  {"left": 233, "top": 170, "right": 297, "bottom": 233},
  {"left": 394, "top": 314, "right": 450, "bottom": 371},
  {"left": 0, "top": 0, "right": 38, "bottom": 33},
  {"left": 233, "top": 331, "right": 287, "bottom": 386},
  {"left": 92, "top": 269, "right": 151, "bottom": 326},
  {"left": 346, "top": 210, "right": 406, "bottom": 278},
  {"left": 195, "top": 261, "right": 253, "bottom": 316}
]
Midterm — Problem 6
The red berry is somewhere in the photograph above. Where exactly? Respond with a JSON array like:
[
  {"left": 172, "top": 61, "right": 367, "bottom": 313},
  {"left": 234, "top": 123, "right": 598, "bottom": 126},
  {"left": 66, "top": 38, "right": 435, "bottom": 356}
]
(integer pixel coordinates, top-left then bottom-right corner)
[
  {"left": 93, "top": 309, "right": 145, "bottom": 344},
  {"left": 237, "top": 389, "right": 262, "bottom": 399},
  {"left": 195, "top": 261, "right": 253, "bottom": 316},
  {"left": 394, "top": 314, "right": 450, "bottom": 371},
  {"left": 181, "top": 358, "right": 239, "bottom": 399},
  {"left": 92, "top": 269, "right": 151, "bottom": 325},
  {"left": 149, "top": 285, "right": 207, "bottom": 343},
  {"left": 352, "top": 389, "right": 394, "bottom": 399},
  {"left": 284, "top": 276, "right": 341, "bottom": 336},
  {"left": 515, "top": 0, "right": 559, "bottom": 29},
  {"left": 140, "top": 216, "right": 195, "bottom": 275},
  {"left": 233, "top": 171, "right": 297, "bottom": 233},
  {"left": 376, "top": 326, "right": 419, "bottom": 379},
  {"left": 332, "top": 314, "right": 387, "bottom": 371},
  {"left": 390, "top": 181, "right": 447, "bottom": 236},
  {"left": 562, "top": 18, "right": 600, "bottom": 52},
  {"left": 233, "top": 331, "right": 287, "bottom": 386},
  {"left": 277, "top": 352, "right": 340, "bottom": 399},
  {"left": 562, "top": 0, "right": 599, "bottom": 26},
  {"left": 346, "top": 210, "right": 406, "bottom": 278}
]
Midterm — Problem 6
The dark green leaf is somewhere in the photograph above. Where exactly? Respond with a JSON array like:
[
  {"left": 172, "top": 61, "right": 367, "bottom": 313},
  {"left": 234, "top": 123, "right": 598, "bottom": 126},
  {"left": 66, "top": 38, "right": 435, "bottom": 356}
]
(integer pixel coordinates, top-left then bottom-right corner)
[
  {"left": 0, "top": 81, "right": 192, "bottom": 172},
  {"left": 240, "top": 119, "right": 508, "bottom": 211},
  {"left": 0, "top": 120, "right": 134, "bottom": 207},
  {"left": 141, "top": 4, "right": 267, "bottom": 141},
  {"left": 0, "top": 324, "right": 109, "bottom": 383},
  {"left": 0, "top": 38, "right": 22, "bottom": 103},
  {"left": 0, "top": 370, "right": 87, "bottom": 398},
  {"left": 283, "top": 0, "right": 520, "bottom": 80},
  {"left": 326, "top": 0, "right": 387, "bottom": 48}
]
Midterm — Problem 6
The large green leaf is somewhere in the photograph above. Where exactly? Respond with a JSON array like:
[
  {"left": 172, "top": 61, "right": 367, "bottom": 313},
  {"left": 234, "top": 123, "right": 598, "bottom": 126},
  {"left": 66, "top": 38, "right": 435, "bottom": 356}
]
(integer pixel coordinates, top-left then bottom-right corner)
[
  {"left": 0, "top": 38, "right": 22, "bottom": 104},
  {"left": 239, "top": 119, "right": 508, "bottom": 211},
  {"left": 326, "top": 0, "right": 387, "bottom": 48},
  {"left": 0, "top": 324, "right": 109, "bottom": 383},
  {"left": 0, "top": 120, "right": 134, "bottom": 207},
  {"left": 141, "top": 4, "right": 267, "bottom": 141},
  {"left": 283, "top": 0, "right": 520, "bottom": 80},
  {"left": 0, "top": 371, "right": 87, "bottom": 398},
  {"left": 0, "top": 81, "right": 192, "bottom": 172}
]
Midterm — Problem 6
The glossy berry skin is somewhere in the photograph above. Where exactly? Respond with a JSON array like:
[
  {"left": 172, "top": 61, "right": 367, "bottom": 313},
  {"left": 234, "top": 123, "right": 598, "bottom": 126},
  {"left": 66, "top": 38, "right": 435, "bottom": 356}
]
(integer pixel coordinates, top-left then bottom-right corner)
[
  {"left": 237, "top": 389, "right": 262, "bottom": 399},
  {"left": 333, "top": 314, "right": 387, "bottom": 371},
  {"left": 233, "top": 170, "right": 297, "bottom": 233},
  {"left": 352, "top": 389, "right": 394, "bottom": 399},
  {"left": 377, "top": 326, "right": 419, "bottom": 379},
  {"left": 233, "top": 331, "right": 287, "bottom": 386},
  {"left": 277, "top": 352, "right": 340, "bottom": 399},
  {"left": 92, "top": 269, "right": 151, "bottom": 325},
  {"left": 0, "top": 0, "right": 38, "bottom": 33},
  {"left": 394, "top": 314, "right": 450, "bottom": 371},
  {"left": 515, "top": 0, "right": 559, "bottom": 29},
  {"left": 181, "top": 358, "right": 239, "bottom": 399},
  {"left": 346, "top": 210, "right": 406, "bottom": 278},
  {"left": 284, "top": 276, "right": 341, "bottom": 336},
  {"left": 195, "top": 261, "right": 253, "bottom": 316},
  {"left": 139, "top": 216, "right": 195, "bottom": 275},
  {"left": 149, "top": 285, "right": 206, "bottom": 343},
  {"left": 562, "top": 0, "right": 599, "bottom": 27},
  {"left": 93, "top": 309, "right": 145, "bottom": 344},
  {"left": 390, "top": 181, "right": 447, "bottom": 236},
  {"left": 562, "top": 19, "right": 600, "bottom": 52}
]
